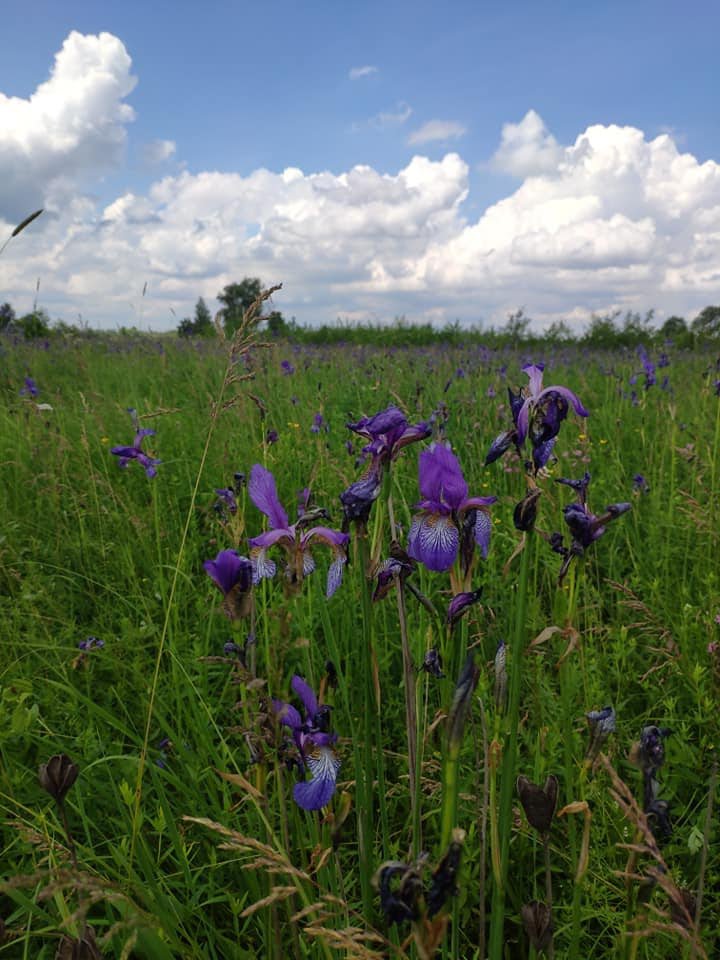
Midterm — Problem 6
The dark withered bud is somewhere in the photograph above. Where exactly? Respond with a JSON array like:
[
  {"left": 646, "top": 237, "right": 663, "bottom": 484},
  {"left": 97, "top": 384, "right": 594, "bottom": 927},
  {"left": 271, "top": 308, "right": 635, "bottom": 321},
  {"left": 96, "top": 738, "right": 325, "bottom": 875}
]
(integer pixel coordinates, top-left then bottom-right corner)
[
  {"left": 324, "top": 659, "right": 339, "bottom": 690},
  {"left": 585, "top": 705, "right": 616, "bottom": 763},
  {"left": 646, "top": 797, "right": 672, "bottom": 842},
  {"left": 340, "top": 461, "right": 383, "bottom": 529},
  {"left": 427, "top": 827, "right": 465, "bottom": 917},
  {"left": 373, "top": 544, "right": 415, "bottom": 602},
  {"left": 516, "top": 775, "right": 559, "bottom": 834},
  {"left": 484, "top": 429, "right": 515, "bottom": 466},
  {"left": 55, "top": 926, "right": 103, "bottom": 959},
  {"left": 39, "top": 754, "right": 79, "bottom": 804},
  {"left": 638, "top": 725, "right": 671, "bottom": 775},
  {"left": 513, "top": 488, "right": 542, "bottom": 532},
  {"left": 446, "top": 588, "right": 482, "bottom": 627},
  {"left": 420, "top": 647, "right": 444, "bottom": 678},
  {"left": 494, "top": 641, "right": 507, "bottom": 712},
  {"left": 373, "top": 861, "right": 425, "bottom": 926},
  {"left": 521, "top": 901, "right": 553, "bottom": 953},
  {"left": 447, "top": 655, "right": 480, "bottom": 753}
]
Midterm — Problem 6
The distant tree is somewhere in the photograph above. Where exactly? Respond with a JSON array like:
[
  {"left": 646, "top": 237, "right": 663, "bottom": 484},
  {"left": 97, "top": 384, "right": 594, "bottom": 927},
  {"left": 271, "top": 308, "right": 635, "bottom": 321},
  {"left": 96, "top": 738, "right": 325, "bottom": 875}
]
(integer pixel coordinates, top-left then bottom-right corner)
[
  {"left": 177, "top": 297, "right": 214, "bottom": 338},
  {"left": 660, "top": 315, "right": 687, "bottom": 341},
  {"left": 193, "top": 297, "right": 213, "bottom": 335},
  {"left": 17, "top": 309, "right": 50, "bottom": 339},
  {"left": 265, "top": 310, "right": 288, "bottom": 337},
  {"left": 217, "top": 279, "right": 284, "bottom": 336},
  {"left": 691, "top": 305, "right": 720, "bottom": 339},
  {"left": 545, "top": 319, "right": 572, "bottom": 343},
  {"left": 621, "top": 309, "right": 654, "bottom": 344},
  {"left": 0, "top": 302, "right": 16, "bottom": 330},
  {"left": 583, "top": 311, "right": 620, "bottom": 348},
  {"left": 177, "top": 317, "right": 195, "bottom": 337},
  {"left": 502, "top": 308, "right": 531, "bottom": 344},
  {"left": 217, "top": 278, "right": 263, "bottom": 336}
]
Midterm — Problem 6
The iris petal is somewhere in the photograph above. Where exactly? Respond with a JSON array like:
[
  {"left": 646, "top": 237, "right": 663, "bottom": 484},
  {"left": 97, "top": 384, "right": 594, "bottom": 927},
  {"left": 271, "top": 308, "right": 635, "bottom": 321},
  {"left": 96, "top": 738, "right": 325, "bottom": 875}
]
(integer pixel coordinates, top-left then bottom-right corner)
[
  {"left": 293, "top": 746, "right": 340, "bottom": 810},
  {"left": 408, "top": 513, "right": 459, "bottom": 572},
  {"left": 474, "top": 510, "right": 492, "bottom": 559},
  {"left": 248, "top": 464, "right": 290, "bottom": 530}
]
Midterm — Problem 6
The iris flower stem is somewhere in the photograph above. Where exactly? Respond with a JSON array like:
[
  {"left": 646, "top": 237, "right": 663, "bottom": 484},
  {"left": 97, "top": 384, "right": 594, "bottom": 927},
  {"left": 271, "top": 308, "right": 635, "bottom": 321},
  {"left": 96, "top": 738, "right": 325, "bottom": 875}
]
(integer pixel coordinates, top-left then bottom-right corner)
[
  {"left": 358, "top": 534, "right": 391, "bottom": 914},
  {"left": 543, "top": 834, "right": 555, "bottom": 960},
  {"left": 355, "top": 533, "right": 376, "bottom": 918},
  {"left": 488, "top": 530, "right": 532, "bottom": 960},
  {"left": 396, "top": 578, "right": 420, "bottom": 855},
  {"left": 386, "top": 482, "right": 421, "bottom": 857},
  {"left": 562, "top": 563, "right": 585, "bottom": 960}
]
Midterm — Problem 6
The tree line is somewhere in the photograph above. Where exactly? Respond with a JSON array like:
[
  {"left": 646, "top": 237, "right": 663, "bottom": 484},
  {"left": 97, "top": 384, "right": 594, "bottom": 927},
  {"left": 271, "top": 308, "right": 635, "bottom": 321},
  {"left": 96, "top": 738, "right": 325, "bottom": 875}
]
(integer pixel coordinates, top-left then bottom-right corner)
[{"left": 2, "top": 281, "right": 719, "bottom": 348}]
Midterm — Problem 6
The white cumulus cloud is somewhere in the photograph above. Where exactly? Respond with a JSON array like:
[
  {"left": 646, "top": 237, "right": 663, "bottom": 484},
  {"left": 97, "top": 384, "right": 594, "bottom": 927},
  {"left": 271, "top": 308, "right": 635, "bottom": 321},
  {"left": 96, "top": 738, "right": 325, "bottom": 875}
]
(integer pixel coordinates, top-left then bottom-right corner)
[
  {"left": 408, "top": 120, "right": 467, "bottom": 145},
  {"left": 349, "top": 65, "right": 378, "bottom": 80},
  {"left": 491, "top": 109, "right": 563, "bottom": 177},
  {"left": 141, "top": 139, "right": 176, "bottom": 166},
  {"left": 0, "top": 31, "right": 136, "bottom": 221},
  {"left": 3, "top": 41, "right": 720, "bottom": 333}
]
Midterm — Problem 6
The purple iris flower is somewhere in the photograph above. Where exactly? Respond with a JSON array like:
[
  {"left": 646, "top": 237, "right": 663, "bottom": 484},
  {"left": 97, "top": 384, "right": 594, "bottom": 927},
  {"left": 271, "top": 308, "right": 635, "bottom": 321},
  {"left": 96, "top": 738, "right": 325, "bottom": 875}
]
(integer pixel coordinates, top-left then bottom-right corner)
[
  {"left": 447, "top": 589, "right": 483, "bottom": 627},
  {"left": 550, "top": 473, "right": 631, "bottom": 583},
  {"left": 248, "top": 464, "right": 349, "bottom": 597},
  {"left": 20, "top": 376, "right": 39, "bottom": 398},
  {"left": 311, "top": 412, "right": 326, "bottom": 434},
  {"left": 78, "top": 636, "right": 104, "bottom": 651},
  {"left": 514, "top": 363, "right": 588, "bottom": 448},
  {"left": 638, "top": 346, "right": 656, "bottom": 389},
  {"left": 346, "top": 405, "right": 431, "bottom": 465},
  {"left": 632, "top": 474, "right": 649, "bottom": 494},
  {"left": 215, "top": 487, "right": 238, "bottom": 514},
  {"left": 110, "top": 424, "right": 161, "bottom": 478},
  {"left": 407, "top": 443, "right": 496, "bottom": 573},
  {"left": 274, "top": 675, "right": 340, "bottom": 811},
  {"left": 341, "top": 405, "right": 431, "bottom": 528},
  {"left": 485, "top": 364, "right": 588, "bottom": 471},
  {"left": 203, "top": 549, "right": 254, "bottom": 619},
  {"left": 280, "top": 359, "right": 295, "bottom": 375}
]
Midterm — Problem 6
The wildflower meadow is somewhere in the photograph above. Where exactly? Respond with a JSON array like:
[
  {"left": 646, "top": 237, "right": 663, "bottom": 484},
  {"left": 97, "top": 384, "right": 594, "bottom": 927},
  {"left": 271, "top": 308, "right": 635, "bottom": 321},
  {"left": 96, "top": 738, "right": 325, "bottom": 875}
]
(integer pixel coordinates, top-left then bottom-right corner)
[{"left": 1, "top": 304, "right": 718, "bottom": 958}]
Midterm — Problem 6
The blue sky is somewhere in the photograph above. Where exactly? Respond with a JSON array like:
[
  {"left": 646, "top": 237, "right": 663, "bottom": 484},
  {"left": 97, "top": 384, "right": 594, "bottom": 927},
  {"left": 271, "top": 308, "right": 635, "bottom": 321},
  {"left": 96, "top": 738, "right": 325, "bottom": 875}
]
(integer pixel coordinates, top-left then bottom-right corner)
[{"left": 1, "top": 1, "right": 719, "bottom": 329}]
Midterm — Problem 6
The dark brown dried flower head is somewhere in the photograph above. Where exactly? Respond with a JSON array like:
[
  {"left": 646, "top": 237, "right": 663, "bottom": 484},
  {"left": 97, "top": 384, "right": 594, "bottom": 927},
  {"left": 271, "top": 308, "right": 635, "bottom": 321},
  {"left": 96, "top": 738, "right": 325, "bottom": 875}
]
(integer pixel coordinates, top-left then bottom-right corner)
[
  {"left": 513, "top": 487, "right": 542, "bottom": 532},
  {"left": 516, "top": 774, "right": 559, "bottom": 834},
  {"left": 521, "top": 900, "right": 553, "bottom": 953},
  {"left": 39, "top": 754, "right": 79, "bottom": 804}
]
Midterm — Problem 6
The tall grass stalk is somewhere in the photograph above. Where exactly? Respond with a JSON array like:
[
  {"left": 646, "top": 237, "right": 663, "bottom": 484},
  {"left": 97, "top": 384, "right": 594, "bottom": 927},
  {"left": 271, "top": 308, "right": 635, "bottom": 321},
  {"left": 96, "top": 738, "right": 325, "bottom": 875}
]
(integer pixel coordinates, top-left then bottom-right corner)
[{"left": 488, "top": 531, "right": 533, "bottom": 960}]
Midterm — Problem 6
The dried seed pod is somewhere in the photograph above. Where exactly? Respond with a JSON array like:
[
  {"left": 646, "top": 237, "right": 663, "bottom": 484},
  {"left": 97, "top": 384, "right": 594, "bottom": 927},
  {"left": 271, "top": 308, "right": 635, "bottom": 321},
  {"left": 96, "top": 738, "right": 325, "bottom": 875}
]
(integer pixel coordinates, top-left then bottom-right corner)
[
  {"left": 521, "top": 900, "right": 553, "bottom": 953},
  {"left": 516, "top": 775, "right": 559, "bottom": 834},
  {"left": 38, "top": 754, "right": 79, "bottom": 804}
]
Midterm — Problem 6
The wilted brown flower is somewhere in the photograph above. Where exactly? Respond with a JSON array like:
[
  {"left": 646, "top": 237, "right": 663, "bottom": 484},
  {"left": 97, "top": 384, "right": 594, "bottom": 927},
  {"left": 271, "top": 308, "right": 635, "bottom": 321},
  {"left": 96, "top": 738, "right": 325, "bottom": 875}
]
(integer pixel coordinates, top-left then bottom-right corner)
[
  {"left": 38, "top": 754, "right": 79, "bottom": 804},
  {"left": 517, "top": 775, "right": 559, "bottom": 834},
  {"left": 521, "top": 900, "right": 553, "bottom": 953}
]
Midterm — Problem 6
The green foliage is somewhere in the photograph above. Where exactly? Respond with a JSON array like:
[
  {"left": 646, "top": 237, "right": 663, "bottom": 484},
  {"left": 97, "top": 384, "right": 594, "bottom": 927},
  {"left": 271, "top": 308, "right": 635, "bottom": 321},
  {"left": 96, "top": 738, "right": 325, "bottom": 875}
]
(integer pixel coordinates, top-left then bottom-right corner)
[
  {"left": 0, "top": 332, "right": 718, "bottom": 957},
  {"left": 217, "top": 279, "right": 285, "bottom": 336},
  {"left": 0, "top": 301, "right": 16, "bottom": 330},
  {"left": 660, "top": 314, "right": 688, "bottom": 341},
  {"left": 691, "top": 304, "right": 720, "bottom": 339},
  {"left": 177, "top": 297, "right": 214, "bottom": 337},
  {"left": 16, "top": 308, "right": 50, "bottom": 339}
]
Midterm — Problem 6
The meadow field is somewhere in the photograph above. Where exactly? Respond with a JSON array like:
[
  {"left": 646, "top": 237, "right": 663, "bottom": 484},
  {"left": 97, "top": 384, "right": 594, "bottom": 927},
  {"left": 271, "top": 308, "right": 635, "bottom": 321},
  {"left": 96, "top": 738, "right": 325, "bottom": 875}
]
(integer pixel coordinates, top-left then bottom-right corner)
[{"left": 0, "top": 321, "right": 718, "bottom": 958}]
